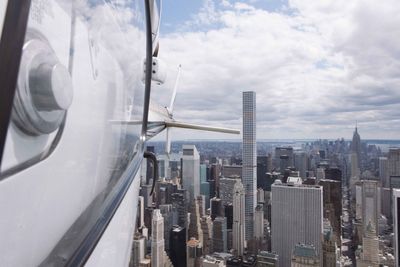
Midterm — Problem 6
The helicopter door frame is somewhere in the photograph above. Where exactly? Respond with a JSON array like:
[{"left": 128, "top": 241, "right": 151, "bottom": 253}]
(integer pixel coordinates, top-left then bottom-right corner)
[{"left": 0, "top": 0, "right": 32, "bottom": 169}]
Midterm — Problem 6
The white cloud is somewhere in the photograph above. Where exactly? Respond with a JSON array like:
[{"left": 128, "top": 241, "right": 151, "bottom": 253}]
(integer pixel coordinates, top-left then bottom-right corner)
[{"left": 153, "top": 0, "right": 400, "bottom": 140}]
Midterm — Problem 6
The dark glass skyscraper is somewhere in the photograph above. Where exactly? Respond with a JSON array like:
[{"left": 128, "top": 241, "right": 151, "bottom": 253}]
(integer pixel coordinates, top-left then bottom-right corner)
[{"left": 170, "top": 225, "right": 187, "bottom": 267}]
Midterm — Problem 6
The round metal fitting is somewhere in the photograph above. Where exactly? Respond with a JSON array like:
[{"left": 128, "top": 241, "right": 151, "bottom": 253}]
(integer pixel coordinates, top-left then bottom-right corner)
[{"left": 12, "top": 33, "right": 73, "bottom": 136}]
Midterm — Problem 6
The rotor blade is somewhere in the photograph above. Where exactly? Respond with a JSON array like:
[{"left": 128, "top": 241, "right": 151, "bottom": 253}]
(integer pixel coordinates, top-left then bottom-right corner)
[
  {"left": 109, "top": 120, "right": 165, "bottom": 129},
  {"left": 168, "top": 64, "right": 181, "bottom": 113},
  {"left": 165, "top": 127, "right": 171, "bottom": 155},
  {"left": 109, "top": 120, "right": 143, "bottom": 125},
  {"left": 165, "top": 121, "right": 240, "bottom": 134}
]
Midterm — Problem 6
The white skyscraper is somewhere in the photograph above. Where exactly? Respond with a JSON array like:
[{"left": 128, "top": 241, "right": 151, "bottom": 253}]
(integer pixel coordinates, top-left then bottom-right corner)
[
  {"left": 242, "top": 91, "right": 257, "bottom": 240},
  {"left": 254, "top": 204, "right": 264, "bottom": 240},
  {"left": 361, "top": 180, "right": 379, "bottom": 234},
  {"left": 138, "top": 196, "right": 145, "bottom": 228},
  {"left": 233, "top": 180, "right": 245, "bottom": 256},
  {"left": 151, "top": 209, "right": 164, "bottom": 267},
  {"left": 182, "top": 145, "right": 200, "bottom": 201},
  {"left": 132, "top": 234, "right": 146, "bottom": 267},
  {"left": 271, "top": 181, "right": 323, "bottom": 267}
]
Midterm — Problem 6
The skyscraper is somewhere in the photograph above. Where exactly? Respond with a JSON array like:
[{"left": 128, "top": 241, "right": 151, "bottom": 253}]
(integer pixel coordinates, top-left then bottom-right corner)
[
  {"left": 182, "top": 145, "right": 200, "bottom": 202},
  {"left": 294, "top": 151, "right": 308, "bottom": 179},
  {"left": 253, "top": 204, "right": 265, "bottom": 253},
  {"left": 151, "top": 209, "right": 165, "bottom": 267},
  {"left": 318, "top": 179, "right": 342, "bottom": 243},
  {"left": 131, "top": 233, "right": 146, "bottom": 267},
  {"left": 156, "top": 179, "right": 177, "bottom": 206},
  {"left": 187, "top": 238, "right": 203, "bottom": 267},
  {"left": 138, "top": 196, "right": 145, "bottom": 228},
  {"left": 200, "top": 164, "right": 210, "bottom": 209},
  {"left": 393, "top": 189, "right": 400, "bottom": 267},
  {"left": 220, "top": 177, "right": 239, "bottom": 205},
  {"left": 210, "top": 197, "right": 223, "bottom": 221},
  {"left": 379, "top": 157, "right": 388, "bottom": 187},
  {"left": 271, "top": 181, "right": 323, "bottom": 267},
  {"left": 213, "top": 216, "right": 228, "bottom": 253},
  {"left": 140, "top": 184, "right": 153, "bottom": 208},
  {"left": 254, "top": 204, "right": 264, "bottom": 240},
  {"left": 225, "top": 203, "right": 234, "bottom": 250},
  {"left": 257, "top": 156, "right": 269, "bottom": 188},
  {"left": 322, "top": 223, "right": 337, "bottom": 267},
  {"left": 242, "top": 91, "right": 257, "bottom": 240},
  {"left": 170, "top": 225, "right": 187, "bottom": 267},
  {"left": 388, "top": 148, "right": 400, "bottom": 185},
  {"left": 233, "top": 180, "right": 245, "bottom": 256},
  {"left": 200, "top": 181, "right": 210, "bottom": 209},
  {"left": 171, "top": 192, "right": 187, "bottom": 228},
  {"left": 361, "top": 180, "right": 379, "bottom": 234},
  {"left": 159, "top": 204, "right": 173, "bottom": 253},
  {"left": 200, "top": 164, "right": 207, "bottom": 183},
  {"left": 357, "top": 223, "right": 379, "bottom": 266},
  {"left": 351, "top": 125, "right": 362, "bottom": 168},
  {"left": 200, "top": 215, "right": 212, "bottom": 255},
  {"left": 225, "top": 203, "right": 234, "bottom": 230},
  {"left": 275, "top": 147, "right": 294, "bottom": 171},
  {"left": 188, "top": 198, "right": 202, "bottom": 240}
]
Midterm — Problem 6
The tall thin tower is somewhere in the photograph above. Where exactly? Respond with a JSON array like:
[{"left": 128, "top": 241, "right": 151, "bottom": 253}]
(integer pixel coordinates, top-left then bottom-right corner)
[
  {"left": 233, "top": 180, "right": 245, "bottom": 256},
  {"left": 242, "top": 91, "right": 257, "bottom": 240},
  {"left": 182, "top": 145, "right": 200, "bottom": 202},
  {"left": 351, "top": 125, "right": 362, "bottom": 169},
  {"left": 151, "top": 209, "right": 165, "bottom": 267}
]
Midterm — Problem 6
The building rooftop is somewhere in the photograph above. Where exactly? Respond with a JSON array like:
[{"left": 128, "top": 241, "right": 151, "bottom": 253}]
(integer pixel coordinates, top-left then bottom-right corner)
[
  {"left": 211, "top": 252, "right": 233, "bottom": 261},
  {"left": 203, "top": 256, "right": 224, "bottom": 264},
  {"left": 292, "top": 244, "right": 318, "bottom": 258},
  {"left": 258, "top": 251, "right": 279, "bottom": 260},
  {"left": 287, "top": 176, "right": 302, "bottom": 186},
  {"left": 172, "top": 225, "right": 184, "bottom": 232},
  {"left": 272, "top": 180, "right": 321, "bottom": 189},
  {"left": 187, "top": 237, "right": 200, "bottom": 247}
]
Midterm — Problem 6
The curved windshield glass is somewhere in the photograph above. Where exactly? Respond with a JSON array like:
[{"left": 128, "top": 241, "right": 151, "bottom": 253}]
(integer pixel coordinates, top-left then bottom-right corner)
[{"left": 0, "top": 0, "right": 146, "bottom": 265}]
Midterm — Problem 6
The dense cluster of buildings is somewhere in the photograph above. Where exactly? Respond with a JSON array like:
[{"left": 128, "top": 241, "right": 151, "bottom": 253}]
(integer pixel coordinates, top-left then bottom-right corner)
[{"left": 130, "top": 91, "right": 400, "bottom": 267}]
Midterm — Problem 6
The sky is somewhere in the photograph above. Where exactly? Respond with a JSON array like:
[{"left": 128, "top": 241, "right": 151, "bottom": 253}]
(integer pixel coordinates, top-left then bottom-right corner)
[{"left": 151, "top": 0, "right": 400, "bottom": 141}]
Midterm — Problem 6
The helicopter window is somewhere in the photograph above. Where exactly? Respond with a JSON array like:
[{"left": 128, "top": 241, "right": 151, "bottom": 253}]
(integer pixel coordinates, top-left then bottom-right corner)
[{"left": 0, "top": 0, "right": 148, "bottom": 265}]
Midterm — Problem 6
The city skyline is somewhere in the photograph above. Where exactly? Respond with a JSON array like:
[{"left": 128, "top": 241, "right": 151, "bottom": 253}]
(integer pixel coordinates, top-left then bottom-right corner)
[{"left": 136, "top": 117, "right": 398, "bottom": 266}]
